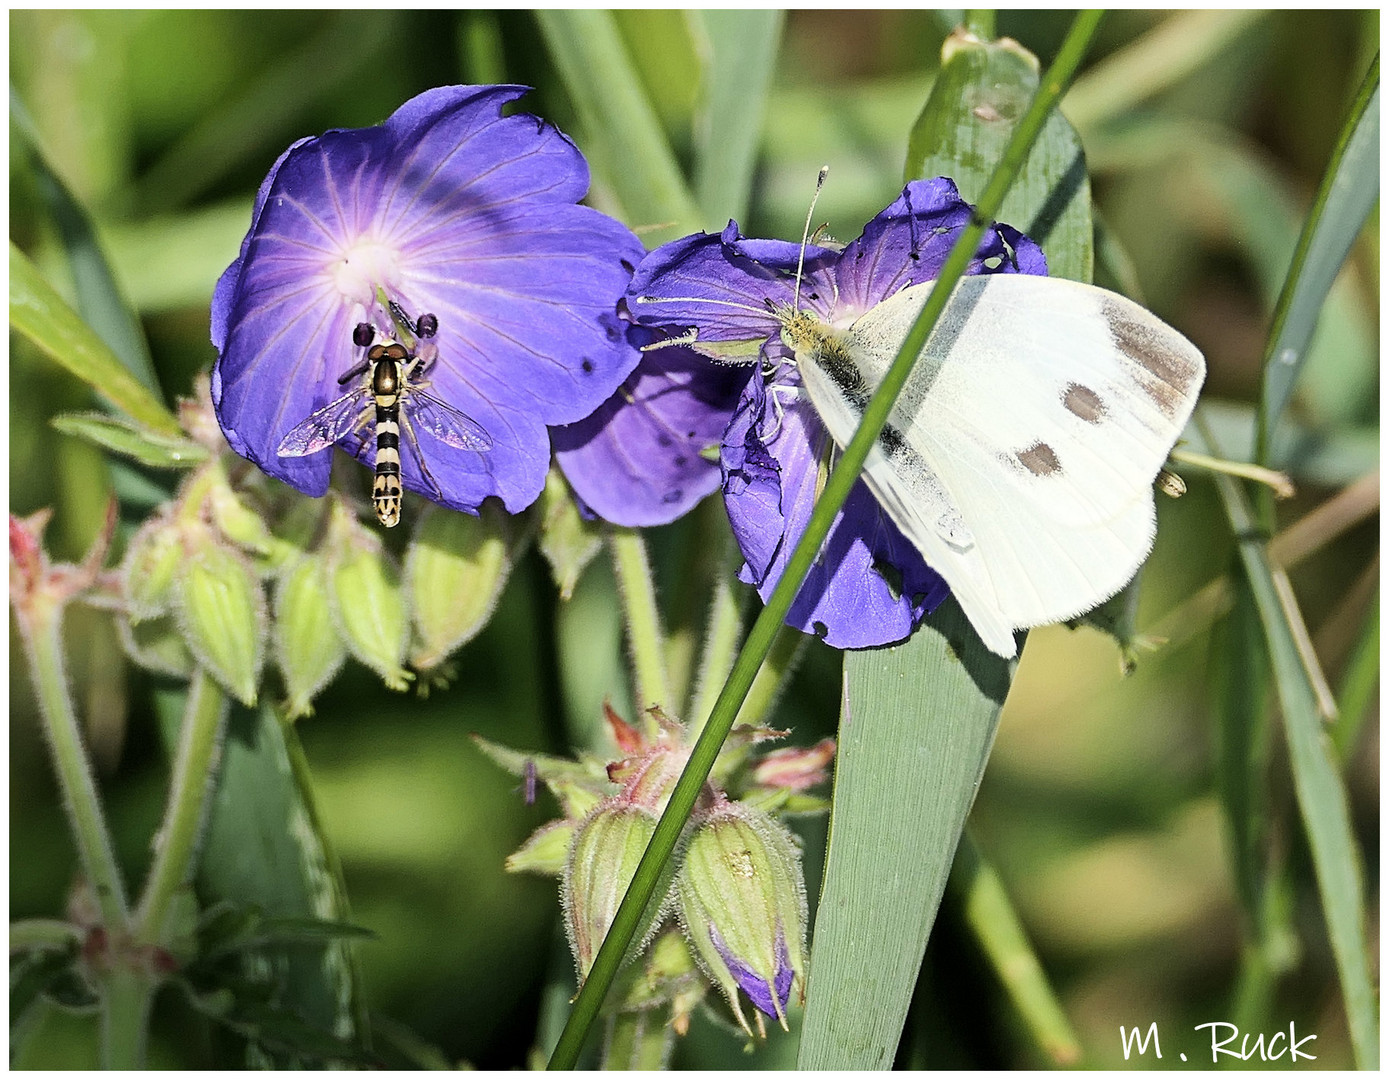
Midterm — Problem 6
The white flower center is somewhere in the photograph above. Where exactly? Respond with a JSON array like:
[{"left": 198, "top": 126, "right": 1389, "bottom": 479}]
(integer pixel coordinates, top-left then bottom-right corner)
[{"left": 331, "top": 237, "right": 400, "bottom": 306}]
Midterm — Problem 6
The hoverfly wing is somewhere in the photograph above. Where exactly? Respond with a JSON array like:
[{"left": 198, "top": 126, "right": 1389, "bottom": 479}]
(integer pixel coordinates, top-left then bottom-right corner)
[
  {"left": 409, "top": 392, "right": 493, "bottom": 452},
  {"left": 276, "top": 389, "right": 372, "bottom": 456}
]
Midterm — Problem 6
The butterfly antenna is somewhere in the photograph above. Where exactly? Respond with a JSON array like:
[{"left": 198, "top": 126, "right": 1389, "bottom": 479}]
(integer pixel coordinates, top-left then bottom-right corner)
[{"left": 794, "top": 165, "right": 830, "bottom": 311}]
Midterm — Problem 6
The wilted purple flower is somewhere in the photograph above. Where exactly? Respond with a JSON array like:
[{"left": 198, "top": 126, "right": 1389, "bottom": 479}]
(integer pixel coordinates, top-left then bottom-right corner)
[
  {"left": 566, "top": 178, "right": 1046, "bottom": 647},
  {"left": 211, "top": 85, "right": 643, "bottom": 519}
]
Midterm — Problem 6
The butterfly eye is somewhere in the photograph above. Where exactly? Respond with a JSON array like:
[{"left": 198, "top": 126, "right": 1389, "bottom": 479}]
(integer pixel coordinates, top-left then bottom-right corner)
[
  {"left": 352, "top": 323, "right": 374, "bottom": 347},
  {"left": 416, "top": 312, "right": 438, "bottom": 339}
]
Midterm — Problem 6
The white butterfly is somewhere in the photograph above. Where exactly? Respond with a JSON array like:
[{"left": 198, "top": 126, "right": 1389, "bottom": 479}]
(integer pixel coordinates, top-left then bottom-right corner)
[{"left": 777, "top": 272, "right": 1205, "bottom": 658}]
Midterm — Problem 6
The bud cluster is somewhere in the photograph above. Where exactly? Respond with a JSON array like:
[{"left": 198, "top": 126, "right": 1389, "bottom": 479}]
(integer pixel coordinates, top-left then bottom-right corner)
[
  {"left": 476, "top": 704, "right": 835, "bottom": 1042},
  {"left": 103, "top": 377, "right": 532, "bottom": 716}
]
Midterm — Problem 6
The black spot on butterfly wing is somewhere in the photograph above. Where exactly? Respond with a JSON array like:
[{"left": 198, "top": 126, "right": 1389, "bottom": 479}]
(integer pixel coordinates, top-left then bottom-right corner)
[{"left": 1062, "top": 383, "right": 1106, "bottom": 424}]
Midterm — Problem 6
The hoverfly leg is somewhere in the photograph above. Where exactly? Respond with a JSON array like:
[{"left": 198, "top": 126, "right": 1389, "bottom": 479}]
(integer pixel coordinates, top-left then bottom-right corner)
[{"left": 399, "top": 406, "right": 448, "bottom": 503}]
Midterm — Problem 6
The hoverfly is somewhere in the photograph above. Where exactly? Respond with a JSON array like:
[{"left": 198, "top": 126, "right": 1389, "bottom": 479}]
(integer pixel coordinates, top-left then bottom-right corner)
[{"left": 276, "top": 309, "right": 491, "bottom": 527}]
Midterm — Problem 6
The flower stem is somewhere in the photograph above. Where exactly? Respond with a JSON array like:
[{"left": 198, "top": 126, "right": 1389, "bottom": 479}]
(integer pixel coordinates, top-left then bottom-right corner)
[
  {"left": 99, "top": 968, "right": 156, "bottom": 1069},
  {"left": 603, "top": 1010, "right": 674, "bottom": 1069},
  {"left": 733, "top": 625, "right": 806, "bottom": 730},
  {"left": 9, "top": 918, "right": 82, "bottom": 952},
  {"left": 134, "top": 667, "right": 229, "bottom": 944},
  {"left": 609, "top": 527, "right": 670, "bottom": 718},
  {"left": 15, "top": 595, "right": 129, "bottom": 928},
  {"left": 686, "top": 527, "right": 745, "bottom": 735}
]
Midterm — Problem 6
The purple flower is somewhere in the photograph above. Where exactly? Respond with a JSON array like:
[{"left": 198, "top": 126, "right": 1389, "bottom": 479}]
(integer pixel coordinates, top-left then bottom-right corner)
[
  {"left": 565, "top": 177, "right": 1047, "bottom": 648},
  {"left": 211, "top": 85, "right": 643, "bottom": 518}
]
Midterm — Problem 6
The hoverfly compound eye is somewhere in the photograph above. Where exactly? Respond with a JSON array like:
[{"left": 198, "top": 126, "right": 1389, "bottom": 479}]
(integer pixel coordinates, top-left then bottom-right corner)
[
  {"left": 353, "top": 323, "right": 375, "bottom": 348},
  {"left": 417, "top": 313, "right": 439, "bottom": 339}
]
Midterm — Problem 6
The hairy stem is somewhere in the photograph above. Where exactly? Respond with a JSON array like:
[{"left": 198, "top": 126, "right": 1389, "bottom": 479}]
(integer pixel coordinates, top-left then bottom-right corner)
[
  {"left": 609, "top": 527, "right": 671, "bottom": 718},
  {"left": 134, "top": 667, "right": 229, "bottom": 943},
  {"left": 15, "top": 595, "right": 129, "bottom": 928}
]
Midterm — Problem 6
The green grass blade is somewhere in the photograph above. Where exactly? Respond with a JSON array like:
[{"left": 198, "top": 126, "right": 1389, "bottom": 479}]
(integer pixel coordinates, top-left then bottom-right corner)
[
  {"left": 689, "top": 10, "right": 785, "bottom": 223},
  {"left": 1331, "top": 594, "right": 1379, "bottom": 761},
  {"left": 536, "top": 9, "right": 702, "bottom": 237},
  {"left": 948, "top": 834, "right": 1083, "bottom": 1066},
  {"left": 799, "top": 611, "right": 1013, "bottom": 1067},
  {"left": 11, "top": 91, "right": 161, "bottom": 396},
  {"left": 1258, "top": 55, "right": 1379, "bottom": 456},
  {"left": 10, "top": 243, "right": 181, "bottom": 436},
  {"left": 1194, "top": 414, "right": 1378, "bottom": 1070},
  {"left": 1063, "top": 10, "right": 1267, "bottom": 133},
  {"left": 800, "top": 24, "right": 1096, "bottom": 1068}
]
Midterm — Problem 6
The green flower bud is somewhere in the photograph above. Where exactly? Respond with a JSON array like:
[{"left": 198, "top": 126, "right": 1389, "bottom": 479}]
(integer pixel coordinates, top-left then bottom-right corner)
[
  {"left": 174, "top": 533, "right": 266, "bottom": 705},
  {"left": 116, "top": 612, "right": 195, "bottom": 679},
  {"left": 121, "top": 514, "right": 184, "bottom": 621},
  {"left": 676, "top": 802, "right": 807, "bottom": 1033},
  {"left": 324, "top": 507, "right": 410, "bottom": 691},
  {"left": 537, "top": 467, "right": 603, "bottom": 601},
  {"left": 208, "top": 471, "right": 276, "bottom": 558},
  {"left": 562, "top": 802, "right": 664, "bottom": 981},
  {"left": 506, "top": 820, "right": 575, "bottom": 876},
  {"left": 407, "top": 503, "right": 516, "bottom": 672},
  {"left": 274, "top": 553, "right": 348, "bottom": 719}
]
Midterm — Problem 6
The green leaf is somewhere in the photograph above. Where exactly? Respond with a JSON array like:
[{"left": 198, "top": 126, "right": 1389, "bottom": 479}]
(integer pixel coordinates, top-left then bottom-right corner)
[
  {"left": 800, "top": 604, "right": 1014, "bottom": 1067},
  {"left": 906, "top": 33, "right": 1093, "bottom": 281},
  {"left": 51, "top": 411, "right": 208, "bottom": 469},
  {"left": 689, "top": 10, "right": 785, "bottom": 223},
  {"left": 535, "top": 9, "right": 702, "bottom": 237},
  {"left": 11, "top": 92, "right": 161, "bottom": 395},
  {"left": 168, "top": 695, "right": 365, "bottom": 1067},
  {"left": 10, "top": 243, "right": 181, "bottom": 437},
  {"left": 801, "top": 27, "right": 1094, "bottom": 1067}
]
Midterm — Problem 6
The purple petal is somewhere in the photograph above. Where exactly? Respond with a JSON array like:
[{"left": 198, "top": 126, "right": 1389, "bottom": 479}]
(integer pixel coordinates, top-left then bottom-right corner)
[
  {"left": 710, "top": 924, "right": 794, "bottom": 1019},
  {"left": 628, "top": 224, "right": 839, "bottom": 344},
  {"left": 830, "top": 177, "right": 1048, "bottom": 317},
  {"left": 212, "top": 85, "right": 642, "bottom": 515},
  {"left": 724, "top": 373, "right": 949, "bottom": 648},
  {"left": 553, "top": 333, "right": 748, "bottom": 526},
  {"left": 720, "top": 375, "right": 785, "bottom": 579}
]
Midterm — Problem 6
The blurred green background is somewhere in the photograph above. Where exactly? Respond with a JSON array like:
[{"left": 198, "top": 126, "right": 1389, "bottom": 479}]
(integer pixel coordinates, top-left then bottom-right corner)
[{"left": 10, "top": 9, "right": 1377, "bottom": 1069}]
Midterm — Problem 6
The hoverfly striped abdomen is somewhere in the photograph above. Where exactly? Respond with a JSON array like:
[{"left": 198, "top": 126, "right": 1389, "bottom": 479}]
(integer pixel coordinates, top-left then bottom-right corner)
[{"left": 368, "top": 339, "right": 410, "bottom": 528}]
